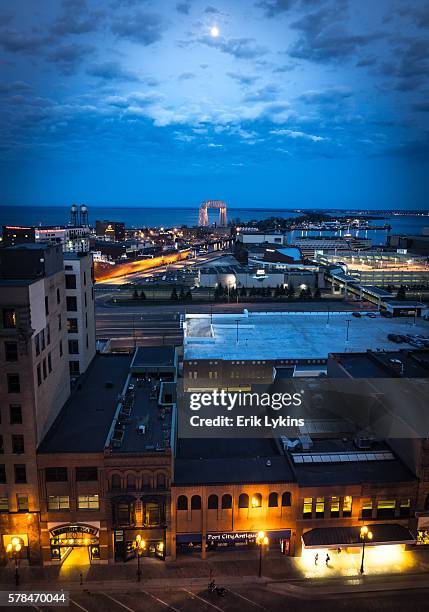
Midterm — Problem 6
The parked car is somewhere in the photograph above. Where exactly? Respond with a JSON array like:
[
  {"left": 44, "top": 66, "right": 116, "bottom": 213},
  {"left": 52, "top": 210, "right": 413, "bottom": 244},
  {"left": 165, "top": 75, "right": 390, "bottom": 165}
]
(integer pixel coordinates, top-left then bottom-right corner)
[{"left": 352, "top": 312, "right": 362, "bottom": 318}]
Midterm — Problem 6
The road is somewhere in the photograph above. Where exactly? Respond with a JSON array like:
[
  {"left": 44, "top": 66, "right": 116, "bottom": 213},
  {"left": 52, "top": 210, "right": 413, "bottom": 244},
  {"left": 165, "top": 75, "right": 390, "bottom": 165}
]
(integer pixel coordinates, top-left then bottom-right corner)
[
  {"left": 96, "top": 312, "right": 183, "bottom": 345},
  {"left": 12, "top": 585, "right": 429, "bottom": 612}
]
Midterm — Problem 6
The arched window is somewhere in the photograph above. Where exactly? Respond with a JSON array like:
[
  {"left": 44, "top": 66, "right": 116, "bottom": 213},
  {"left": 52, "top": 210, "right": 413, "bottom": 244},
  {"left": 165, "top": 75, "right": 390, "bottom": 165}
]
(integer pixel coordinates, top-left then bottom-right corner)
[
  {"left": 177, "top": 495, "right": 188, "bottom": 511},
  {"left": 268, "top": 492, "right": 278, "bottom": 507},
  {"left": 238, "top": 493, "right": 249, "bottom": 508},
  {"left": 208, "top": 494, "right": 218, "bottom": 509},
  {"left": 251, "top": 493, "right": 262, "bottom": 508},
  {"left": 282, "top": 492, "right": 292, "bottom": 507},
  {"left": 111, "top": 474, "right": 121, "bottom": 491},
  {"left": 222, "top": 494, "right": 232, "bottom": 509},
  {"left": 127, "top": 474, "right": 136, "bottom": 491},
  {"left": 191, "top": 495, "right": 202, "bottom": 510},
  {"left": 157, "top": 473, "right": 166, "bottom": 490},
  {"left": 142, "top": 472, "right": 151, "bottom": 490}
]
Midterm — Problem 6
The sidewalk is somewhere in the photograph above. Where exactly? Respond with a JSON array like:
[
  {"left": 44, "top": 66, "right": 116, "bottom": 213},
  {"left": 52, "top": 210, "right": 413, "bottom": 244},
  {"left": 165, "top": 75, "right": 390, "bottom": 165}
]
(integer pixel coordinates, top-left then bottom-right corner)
[{"left": 2, "top": 548, "right": 429, "bottom": 595}]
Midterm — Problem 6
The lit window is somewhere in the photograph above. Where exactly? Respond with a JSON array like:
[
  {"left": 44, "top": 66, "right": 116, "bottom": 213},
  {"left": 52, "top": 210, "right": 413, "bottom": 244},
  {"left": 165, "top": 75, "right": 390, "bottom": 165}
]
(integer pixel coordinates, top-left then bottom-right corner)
[
  {"left": 78, "top": 494, "right": 99, "bottom": 510},
  {"left": 343, "top": 495, "right": 352, "bottom": 517},
  {"left": 48, "top": 496, "right": 70, "bottom": 511},
  {"left": 361, "top": 499, "right": 373, "bottom": 519},
  {"left": 315, "top": 497, "right": 325, "bottom": 517},
  {"left": 330, "top": 496, "right": 340, "bottom": 517},
  {"left": 303, "top": 497, "right": 312, "bottom": 518}
]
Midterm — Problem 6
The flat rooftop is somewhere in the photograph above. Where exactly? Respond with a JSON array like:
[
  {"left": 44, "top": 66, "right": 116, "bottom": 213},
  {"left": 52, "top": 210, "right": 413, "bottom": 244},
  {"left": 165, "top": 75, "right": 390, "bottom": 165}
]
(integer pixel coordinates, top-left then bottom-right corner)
[
  {"left": 111, "top": 378, "right": 172, "bottom": 453},
  {"left": 184, "top": 312, "right": 429, "bottom": 361},
  {"left": 131, "top": 346, "right": 176, "bottom": 368},
  {"left": 38, "top": 354, "right": 132, "bottom": 453},
  {"left": 174, "top": 438, "right": 295, "bottom": 485},
  {"left": 331, "top": 349, "right": 429, "bottom": 378}
]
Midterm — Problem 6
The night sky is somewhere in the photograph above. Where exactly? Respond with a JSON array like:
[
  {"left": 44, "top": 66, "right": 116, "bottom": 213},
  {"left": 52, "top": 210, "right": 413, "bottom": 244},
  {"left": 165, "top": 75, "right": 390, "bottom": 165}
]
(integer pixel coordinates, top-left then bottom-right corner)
[{"left": 1, "top": 0, "right": 428, "bottom": 209}]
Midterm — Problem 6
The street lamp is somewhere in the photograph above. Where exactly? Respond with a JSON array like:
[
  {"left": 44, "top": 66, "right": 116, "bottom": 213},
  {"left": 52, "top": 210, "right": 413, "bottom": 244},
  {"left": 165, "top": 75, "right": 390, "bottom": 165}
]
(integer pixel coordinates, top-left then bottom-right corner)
[
  {"left": 6, "top": 538, "right": 22, "bottom": 586},
  {"left": 359, "top": 525, "right": 373, "bottom": 574},
  {"left": 256, "top": 530, "right": 269, "bottom": 578},
  {"left": 133, "top": 534, "right": 146, "bottom": 582}
]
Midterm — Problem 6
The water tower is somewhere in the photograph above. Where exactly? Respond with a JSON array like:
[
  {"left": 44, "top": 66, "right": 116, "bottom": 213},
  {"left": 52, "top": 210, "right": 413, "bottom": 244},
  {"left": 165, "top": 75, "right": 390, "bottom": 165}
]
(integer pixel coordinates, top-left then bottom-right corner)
[
  {"left": 70, "top": 203, "right": 78, "bottom": 226},
  {"left": 79, "top": 204, "right": 89, "bottom": 226}
]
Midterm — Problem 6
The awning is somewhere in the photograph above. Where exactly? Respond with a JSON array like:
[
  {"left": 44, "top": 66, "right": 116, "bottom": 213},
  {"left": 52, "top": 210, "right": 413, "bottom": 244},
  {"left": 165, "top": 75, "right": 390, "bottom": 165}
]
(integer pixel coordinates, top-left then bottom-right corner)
[
  {"left": 267, "top": 530, "right": 291, "bottom": 539},
  {"left": 302, "top": 524, "right": 415, "bottom": 549},
  {"left": 176, "top": 533, "right": 202, "bottom": 544}
]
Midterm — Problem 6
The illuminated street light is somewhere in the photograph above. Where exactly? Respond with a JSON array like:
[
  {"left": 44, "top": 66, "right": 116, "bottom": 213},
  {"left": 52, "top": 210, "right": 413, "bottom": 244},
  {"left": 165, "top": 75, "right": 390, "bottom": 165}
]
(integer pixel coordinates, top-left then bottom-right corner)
[
  {"left": 133, "top": 534, "right": 146, "bottom": 582},
  {"left": 360, "top": 526, "right": 373, "bottom": 574},
  {"left": 256, "top": 530, "right": 269, "bottom": 578},
  {"left": 6, "top": 538, "right": 22, "bottom": 586}
]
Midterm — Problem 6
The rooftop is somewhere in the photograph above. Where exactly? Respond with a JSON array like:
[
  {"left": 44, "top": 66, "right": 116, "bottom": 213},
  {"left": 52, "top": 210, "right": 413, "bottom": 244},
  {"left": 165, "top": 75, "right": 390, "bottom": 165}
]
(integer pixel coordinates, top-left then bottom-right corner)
[
  {"left": 330, "top": 349, "right": 429, "bottom": 378},
  {"left": 184, "top": 312, "right": 429, "bottom": 361},
  {"left": 131, "top": 345, "right": 176, "bottom": 369},
  {"left": 38, "top": 354, "right": 132, "bottom": 454}
]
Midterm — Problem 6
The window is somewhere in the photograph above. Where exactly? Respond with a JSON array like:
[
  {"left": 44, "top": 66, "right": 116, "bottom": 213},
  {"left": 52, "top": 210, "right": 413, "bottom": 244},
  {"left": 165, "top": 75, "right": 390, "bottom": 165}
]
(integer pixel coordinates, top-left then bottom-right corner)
[
  {"left": 57, "top": 288, "right": 61, "bottom": 304},
  {"left": 361, "top": 500, "right": 373, "bottom": 519},
  {"left": 377, "top": 499, "right": 396, "bottom": 519},
  {"left": 48, "top": 496, "right": 70, "bottom": 511},
  {"left": 65, "top": 274, "right": 77, "bottom": 289},
  {"left": 127, "top": 474, "right": 136, "bottom": 490},
  {"left": 342, "top": 496, "right": 352, "bottom": 517},
  {"left": 177, "top": 495, "right": 188, "bottom": 511},
  {"left": 35, "top": 334, "right": 40, "bottom": 356},
  {"left": 67, "top": 318, "right": 78, "bottom": 333},
  {"left": 41, "top": 329, "right": 45, "bottom": 351},
  {"left": 14, "top": 464, "right": 26, "bottom": 483},
  {"left": 316, "top": 497, "right": 325, "bottom": 518},
  {"left": 144, "top": 501, "right": 161, "bottom": 526},
  {"left": 0, "top": 497, "right": 9, "bottom": 511},
  {"left": 303, "top": 497, "right": 313, "bottom": 518},
  {"left": 238, "top": 493, "right": 249, "bottom": 508},
  {"left": 59, "top": 340, "right": 63, "bottom": 357},
  {"left": 9, "top": 404, "right": 22, "bottom": 425},
  {"left": 208, "top": 494, "right": 218, "bottom": 509},
  {"left": 222, "top": 494, "right": 232, "bottom": 509},
  {"left": 111, "top": 474, "right": 121, "bottom": 491},
  {"left": 69, "top": 361, "right": 80, "bottom": 376},
  {"left": 400, "top": 499, "right": 411, "bottom": 518},
  {"left": 157, "top": 473, "right": 166, "bottom": 489},
  {"left": 251, "top": 493, "right": 262, "bottom": 508},
  {"left": 45, "top": 467, "right": 68, "bottom": 482},
  {"left": 58, "top": 314, "right": 62, "bottom": 331},
  {"left": 76, "top": 467, "right": 98, "bottom": 481},
  {"left": 77, "top": 494, "right": 99, "bottom": 510},
  {"left": 281, "top": 492, "right": 291, "bottom": 507},
  {"left": 84, "top": 271, "right": 87, "bottom": 286},
  {"left": 66, "top": 296, "right": 77, "bottom": 311},
  {"left": 0, "top": 436, "right": 3, "bottom": 454},
  {"left": 17, "top": 495, "right": 29, "bottom": 511},
  {"left": 84, "top": 293, "right": 87, "bottom": 307},
  {"left": 42, "top": 359, "right": 47, "bottom": 379},
  {"left": 0, "top": 465, "right": 6, "bottom": 484},
  {"left": 191, "top": 495, "right": 201, "bottom": 510},
  {"left": 3, "top": 309, "right": 16, "bottom": 328},
  {"left": 7, "top": 374, "right": 20, "bottom": 393},
  {"left": 44, "top": 296, "right": 49, "bottom": 316},
  {"left": 5, "top": 342, "right": 18, "bottom": 362},
  {"left": 142, "top": 473, "right": 151, "bottom": 490},
  {"left": 37, "top": 365, "right": 42, "bottom": 386},
  {"left": 269, "top": 493, "right": 278, "bottom": 507},
  {"left": 48, "top": 353, "right": 52, "bottom": 373},
  {"left": 12, "top": 435, "right": 24, "bottom": 454}
]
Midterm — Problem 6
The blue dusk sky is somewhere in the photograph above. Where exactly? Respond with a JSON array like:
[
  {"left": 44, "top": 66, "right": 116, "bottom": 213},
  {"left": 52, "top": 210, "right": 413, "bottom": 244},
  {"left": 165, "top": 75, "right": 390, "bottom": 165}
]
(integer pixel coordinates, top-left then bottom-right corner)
[{"left": 0, "top": 0, "right": 428, "bottom": 209}]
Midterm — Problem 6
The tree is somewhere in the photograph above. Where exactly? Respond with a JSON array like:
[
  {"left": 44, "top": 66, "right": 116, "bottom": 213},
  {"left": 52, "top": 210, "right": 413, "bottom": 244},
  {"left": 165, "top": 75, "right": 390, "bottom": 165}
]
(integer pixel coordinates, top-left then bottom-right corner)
[
  {"left": 170, "top": 287, "right": 178, "bottom": 300},
  {"left": 240, "top": 286, "right": 247, "bottom": 297},
  {"left": 179, "top": 287, "right": 186, "bottom": 300},
  {"left": 185, "top": 289, "right": 192, "bottom": 300},
  {"left": 132, "top": 289, "right": 139, "bottom": 300},
  {"left": 306, "top": 287, "right": 313, "bottom": 299},
  {"left": 314, "top": 287, "right": 321, "bottom": 298},
  {"left": 299, "top": 289, "right": 306, "bottom": 299},
  {"left": 139, "top": 290, "right": 146, "bottom": 300},
  {"left": 288, "top": 283, "right": 295, "bottom": 298}
]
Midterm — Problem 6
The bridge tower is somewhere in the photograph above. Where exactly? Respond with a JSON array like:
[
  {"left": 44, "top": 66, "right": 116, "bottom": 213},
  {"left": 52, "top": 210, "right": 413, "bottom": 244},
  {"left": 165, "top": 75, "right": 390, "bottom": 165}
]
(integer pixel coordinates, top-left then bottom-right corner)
[{"left": 198, "top": 200, "right": 228, "bottom": 227}]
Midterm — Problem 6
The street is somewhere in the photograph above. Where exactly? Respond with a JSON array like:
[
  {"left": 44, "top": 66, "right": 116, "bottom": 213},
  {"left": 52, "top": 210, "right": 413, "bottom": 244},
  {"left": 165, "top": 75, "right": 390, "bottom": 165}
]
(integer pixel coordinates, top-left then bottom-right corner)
[{"left": 7, "top": 584, "right": 429, "bottom": 612}]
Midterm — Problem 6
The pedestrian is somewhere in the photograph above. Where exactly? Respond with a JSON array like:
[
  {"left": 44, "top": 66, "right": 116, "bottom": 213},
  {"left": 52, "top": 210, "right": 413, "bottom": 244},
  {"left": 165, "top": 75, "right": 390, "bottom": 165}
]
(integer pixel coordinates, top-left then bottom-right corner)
[
  {"left": 325, "top": 553, "right": 330, "bottom": 566},
  {"left": 314, "top": 553, "right": 318, "bottom": 565}
]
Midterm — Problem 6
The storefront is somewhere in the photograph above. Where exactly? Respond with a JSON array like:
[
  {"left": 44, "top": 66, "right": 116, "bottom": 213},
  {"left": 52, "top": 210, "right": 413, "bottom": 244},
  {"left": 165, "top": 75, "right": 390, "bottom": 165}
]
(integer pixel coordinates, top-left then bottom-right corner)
[
  {"left": 416, "top": 516, "right": 429, "bottom": 545},
  {"left": 176, "top": 530, "right": 291, "bottom": 555},
  {"left": 49, "top": 523, "right": 100, "bottom": 563},
  {"left": 114, "top": 528, "right": 166, "bottom": 562}
]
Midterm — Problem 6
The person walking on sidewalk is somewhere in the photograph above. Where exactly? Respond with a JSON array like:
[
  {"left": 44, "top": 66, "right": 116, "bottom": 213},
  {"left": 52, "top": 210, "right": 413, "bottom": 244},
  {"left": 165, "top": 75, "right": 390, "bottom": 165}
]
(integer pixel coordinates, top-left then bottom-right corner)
[
  {"left": 325, "top": 553, "right": 330, "bottom": 566},
  {"left": 314, "top": 553, "right": 319, "bottom": 566}
]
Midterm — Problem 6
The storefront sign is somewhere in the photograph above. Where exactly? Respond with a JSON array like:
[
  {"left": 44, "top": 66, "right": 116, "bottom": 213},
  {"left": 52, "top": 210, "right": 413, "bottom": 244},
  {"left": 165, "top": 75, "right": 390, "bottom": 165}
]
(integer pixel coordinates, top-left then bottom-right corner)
[
  {"left": 50, "top": 524, "right": 98, "bottom": 537},
  {"left": 207, "top": 531, "right": 258, "bottom": 543}
]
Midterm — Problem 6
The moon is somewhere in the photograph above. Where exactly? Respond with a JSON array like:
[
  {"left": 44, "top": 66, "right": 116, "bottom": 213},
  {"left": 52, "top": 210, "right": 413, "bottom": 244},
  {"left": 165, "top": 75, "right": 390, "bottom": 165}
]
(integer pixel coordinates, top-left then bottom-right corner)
[{"left": 210, "top": 26, "right": 220, "bottom": 37}]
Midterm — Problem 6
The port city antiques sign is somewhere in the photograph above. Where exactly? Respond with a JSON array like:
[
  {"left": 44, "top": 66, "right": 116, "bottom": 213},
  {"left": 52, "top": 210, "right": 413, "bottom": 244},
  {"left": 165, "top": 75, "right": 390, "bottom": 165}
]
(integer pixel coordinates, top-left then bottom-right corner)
[{"left": 207, "top": 531, "right": 258, "bottom": 543}]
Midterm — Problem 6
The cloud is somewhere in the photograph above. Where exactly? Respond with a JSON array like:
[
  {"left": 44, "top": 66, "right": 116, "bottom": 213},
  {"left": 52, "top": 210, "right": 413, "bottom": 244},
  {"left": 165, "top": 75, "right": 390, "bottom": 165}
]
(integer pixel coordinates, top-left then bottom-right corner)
[
  {"left": 49, "top": 44, "right": 96, "bottom": 76},
  {"left": 178, "top": 72, "right": 195, "bottom": 80},
  {"left": 270, "top": 128, "right": 326, "bottom": 142},
  {"left": 208, "top": 142, "right": 223, "bottom": 147},
  {"left": 256, "top": 0, "right": 298, "bottom": 18},
  {"left": 289, "top": 1, "right": 381, "bottom": 62},
  {"left": 86, "top": 61, "right": 140, "bottom": 81},
  {"left": 176, "top": 1, "right": 191, "bottom": 14},
  {"left": 227, "top": 72, "right": 259, "bottom": 86},
  {"left": 51, "top": 8, "right": 105, "bottom": 36},
  {"left": 298, "top": 87, "right": 352, "bottom": 105},
  {"left": 111, "top": 11, "right": 167, "bottom": 45},
  {"left": 0, "top": 29, "right": 46, "bottom": 53},
  {"left": 0, "top": 81, "right": 32, "bottom": 95},
  {"left": 356, "top": 56, "right": 377, "bottom": 68},
  {"left": 413, "top": 101, "right": 429, "bottom": 112},
  {"left": 244, "top": 84, "right": 280, "bottom": 102},
  {"left": 197, "top": 34, "right": 268, "bottom": 59},
  {"left": 380, "top": 38, "right": 429, "bottom": 92},
  {"left": 397, "top": 5, "right": 429, "bottom": 29}
]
